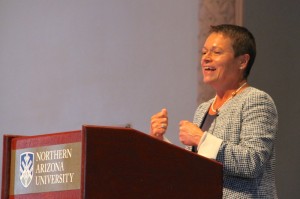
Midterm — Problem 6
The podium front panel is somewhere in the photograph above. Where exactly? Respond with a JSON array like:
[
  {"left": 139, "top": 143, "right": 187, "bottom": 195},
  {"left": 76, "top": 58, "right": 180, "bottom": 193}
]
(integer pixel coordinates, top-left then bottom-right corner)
[{"left": 2, "top": 125, "right": 222, "bottom": 199}]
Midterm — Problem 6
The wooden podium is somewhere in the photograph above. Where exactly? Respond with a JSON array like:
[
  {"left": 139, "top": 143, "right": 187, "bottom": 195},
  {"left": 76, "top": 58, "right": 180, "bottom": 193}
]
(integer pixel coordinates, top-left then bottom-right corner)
[{"left": 1, "top": 125, "right": 223, "bottom": 199}]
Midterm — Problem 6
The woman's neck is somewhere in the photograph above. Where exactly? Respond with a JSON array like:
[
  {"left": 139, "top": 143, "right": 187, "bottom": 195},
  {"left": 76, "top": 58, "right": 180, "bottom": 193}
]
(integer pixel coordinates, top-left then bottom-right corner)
[
  {"left": 209, "top": 81, "right": 248, "bottom": 115},
  {"left": 215, "top": 80, "right": 247, "bottom": 99}
]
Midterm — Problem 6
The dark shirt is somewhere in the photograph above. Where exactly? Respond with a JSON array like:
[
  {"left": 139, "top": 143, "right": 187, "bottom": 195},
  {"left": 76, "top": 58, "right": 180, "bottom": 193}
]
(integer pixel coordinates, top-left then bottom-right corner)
[{"left": 192, "top": 112, "right": 217, "bottom": 153}]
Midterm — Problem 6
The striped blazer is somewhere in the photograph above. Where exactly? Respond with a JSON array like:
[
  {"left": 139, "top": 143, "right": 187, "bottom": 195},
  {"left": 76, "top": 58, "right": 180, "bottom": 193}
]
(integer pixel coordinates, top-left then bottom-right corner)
[{"left": 192, "top": 87, "right": 278, "bottom": 198}]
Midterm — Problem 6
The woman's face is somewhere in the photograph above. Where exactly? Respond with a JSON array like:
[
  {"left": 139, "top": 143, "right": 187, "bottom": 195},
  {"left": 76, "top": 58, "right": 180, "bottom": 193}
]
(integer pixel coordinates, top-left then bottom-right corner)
[{"left": 201, "top": 33, "right": 243, "bottom": 89}]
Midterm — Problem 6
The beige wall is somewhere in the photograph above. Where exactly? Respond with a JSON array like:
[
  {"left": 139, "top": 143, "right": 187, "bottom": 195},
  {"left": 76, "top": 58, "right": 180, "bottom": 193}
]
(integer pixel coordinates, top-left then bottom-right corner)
[{"left": 198, "top": 0, "right": 243, "bottom": 103}]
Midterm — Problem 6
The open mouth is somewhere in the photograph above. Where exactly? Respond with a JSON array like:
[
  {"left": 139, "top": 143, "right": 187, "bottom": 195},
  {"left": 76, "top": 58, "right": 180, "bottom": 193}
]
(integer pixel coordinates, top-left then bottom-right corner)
[{"left": 204, "top": 66, "right": 216, "bottom": 71}]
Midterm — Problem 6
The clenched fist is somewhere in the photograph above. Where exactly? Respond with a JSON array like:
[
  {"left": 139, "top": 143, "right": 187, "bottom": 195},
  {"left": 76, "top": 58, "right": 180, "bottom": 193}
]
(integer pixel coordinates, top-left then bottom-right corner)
[
  {"left": 150, "top": 108, "right": 168, "bottom": 140},
  {"left": 179, "top": 120, "right": 203, "bottom": 146}
]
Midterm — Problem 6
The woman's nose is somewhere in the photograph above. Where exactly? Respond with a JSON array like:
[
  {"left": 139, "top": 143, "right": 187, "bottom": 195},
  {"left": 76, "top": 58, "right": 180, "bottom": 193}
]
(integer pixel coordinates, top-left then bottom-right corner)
[{"left": 201, "top": 53, "right": 212, "bottom": 64}]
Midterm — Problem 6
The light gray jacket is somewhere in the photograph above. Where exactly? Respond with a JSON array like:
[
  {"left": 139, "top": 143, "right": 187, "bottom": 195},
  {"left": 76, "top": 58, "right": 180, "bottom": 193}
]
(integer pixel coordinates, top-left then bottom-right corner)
[{"left": 193, "top": 87, "right": 278, "bottom": 199}]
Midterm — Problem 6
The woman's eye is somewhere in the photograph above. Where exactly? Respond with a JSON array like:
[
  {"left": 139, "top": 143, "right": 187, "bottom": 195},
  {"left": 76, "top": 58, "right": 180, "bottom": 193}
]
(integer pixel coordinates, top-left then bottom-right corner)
[{"left": 214, "top": 51, "right": 222, "bottom": 55}]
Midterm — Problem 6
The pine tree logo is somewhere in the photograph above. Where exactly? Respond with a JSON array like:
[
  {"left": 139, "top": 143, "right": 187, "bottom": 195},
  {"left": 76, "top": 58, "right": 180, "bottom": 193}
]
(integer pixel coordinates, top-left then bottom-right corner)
[{"left": 20, "top": 152, "right": 34, "bottom": 188}]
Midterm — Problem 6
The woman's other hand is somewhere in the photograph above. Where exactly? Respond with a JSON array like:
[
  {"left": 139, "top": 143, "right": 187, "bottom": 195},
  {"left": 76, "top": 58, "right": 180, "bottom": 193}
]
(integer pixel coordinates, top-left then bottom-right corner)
[{"left": 179, "top": 120, "right": 203, "bottom": 146}]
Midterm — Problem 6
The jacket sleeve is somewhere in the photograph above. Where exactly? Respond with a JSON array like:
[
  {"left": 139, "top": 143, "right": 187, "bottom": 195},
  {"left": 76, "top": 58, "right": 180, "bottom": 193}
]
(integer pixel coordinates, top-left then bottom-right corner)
[{"left": 215, "top": 91, "right": 278, "bottom": 178}]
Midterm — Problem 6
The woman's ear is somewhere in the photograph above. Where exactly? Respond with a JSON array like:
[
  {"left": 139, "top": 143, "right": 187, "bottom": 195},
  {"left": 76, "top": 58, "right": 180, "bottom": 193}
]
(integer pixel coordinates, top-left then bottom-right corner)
[{"left": 239, "top": 54, "right": 250, "bottom": 70}]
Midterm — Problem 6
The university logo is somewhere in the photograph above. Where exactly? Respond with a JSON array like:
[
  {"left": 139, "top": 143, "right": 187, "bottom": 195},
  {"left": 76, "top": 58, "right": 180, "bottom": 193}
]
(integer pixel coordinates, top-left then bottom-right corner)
[{"left": 20, "top": 152, "right": 34, "bottom": 188}]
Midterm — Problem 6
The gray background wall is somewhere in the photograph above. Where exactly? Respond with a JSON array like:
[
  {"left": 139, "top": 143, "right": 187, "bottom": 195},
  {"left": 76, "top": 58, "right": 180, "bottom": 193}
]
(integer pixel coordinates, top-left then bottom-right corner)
[
  {"left": 0, "top": 0, "right": 198, "bottom": 190},
  {"left": 0, "top": 1, "right": 299, "bottom": 198},
  {"left": 0, "top": 1, "right": 198, "bottom": 148},
  {"left": 244, "top": 1, "right": 300, "bottom": 198}
]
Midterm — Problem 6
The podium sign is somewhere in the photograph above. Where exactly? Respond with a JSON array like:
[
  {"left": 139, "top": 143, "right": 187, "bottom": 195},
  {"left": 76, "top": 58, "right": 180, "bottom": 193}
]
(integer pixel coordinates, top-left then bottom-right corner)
[
  {"left": 5, "top": 131, "right": 83, "bottom": 199},
  {"left": 2, "top": 125, "right": 223, "bottom": 199},
  {"left": 11, "top": 141, "right": 82, "bottom": 194}
]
